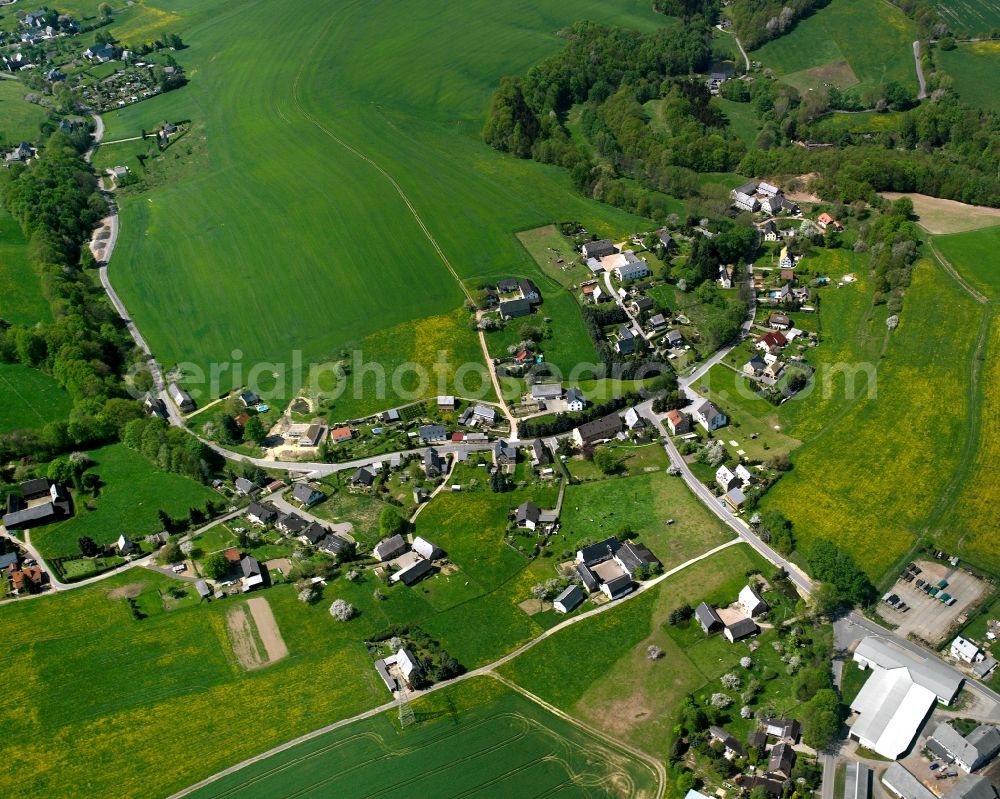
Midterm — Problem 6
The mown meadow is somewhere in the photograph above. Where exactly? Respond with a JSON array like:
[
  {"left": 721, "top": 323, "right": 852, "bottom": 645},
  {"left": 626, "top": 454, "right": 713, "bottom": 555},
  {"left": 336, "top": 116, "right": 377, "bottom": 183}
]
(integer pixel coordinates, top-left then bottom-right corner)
[
  {"left": 0, "top": 206, "right": 50, "bottom": 326},
  {"left": 0, "top": 364, "right": 73, "bottom": 434}
]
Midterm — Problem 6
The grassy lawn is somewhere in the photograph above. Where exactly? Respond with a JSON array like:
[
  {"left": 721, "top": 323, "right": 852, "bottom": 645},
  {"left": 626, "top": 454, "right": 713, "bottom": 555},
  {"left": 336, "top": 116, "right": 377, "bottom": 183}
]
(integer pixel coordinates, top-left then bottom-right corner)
[
  {"left": 751, "top": 0, "right": 918, "bottom": 95},
  {"left": 31, "top": 443, "right": 218, "bottom": 558},
  {"left": 0, "top": 206, "right": 50, "bottom": 326},
  {"left": 762, "top": 255, "right": 983, "bottom": 579},
  {"left": 559, "top": 470, "right": 734, "bottom": 572},
  {"left": 0, "top": 79, "right": 48, "bottom": 146},
  {"left": 939, "top": 42, "right": 1000, "bottom": 114},
  {"left": 0, "top": 363, "right": 73, "bottom": 434},
  {"left": 925, "top": 227, "right": 999, "bottom": 572},
  {"left": 499, "top": 543, "right": 791, "bottom": 757},
  {"left": 103, "top": 0, "right": 659, "bottom": 412},
  {"left": 184, "top": 676, "right": 659, "bottom": 799}
]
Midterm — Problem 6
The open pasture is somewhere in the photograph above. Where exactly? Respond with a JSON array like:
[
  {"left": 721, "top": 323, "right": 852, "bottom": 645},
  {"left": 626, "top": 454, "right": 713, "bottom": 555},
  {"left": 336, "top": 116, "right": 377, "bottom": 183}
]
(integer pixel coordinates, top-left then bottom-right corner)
[
  {"left": 31, "top": 443, "right": 216, "bottom": 558},
  {"left": 0, "top": 363, "right": 73, "bottom": 433},
  {"left": 751, "top": 0, "right": 918, "bottom": 94},
  {"left": 939, "top": 41, "right": 1000, "bottom": 114},
  {"left": 882, "top": 191, "right": 1000, "bottom": 234},
  {"left": 102, "top": 0, "right": 657, "bottom": 412},
  {"left": 0, "top": 79, "right": 48, "bottom": 146},
  {"left": 0, "top": 207, "right": 50, "bottom": 326},
  {"left": 184, "top": 677, "right": 660, "bottom": 799},
  {"left": 935, "top": 0, "right": 1000, "bottom": 33}
]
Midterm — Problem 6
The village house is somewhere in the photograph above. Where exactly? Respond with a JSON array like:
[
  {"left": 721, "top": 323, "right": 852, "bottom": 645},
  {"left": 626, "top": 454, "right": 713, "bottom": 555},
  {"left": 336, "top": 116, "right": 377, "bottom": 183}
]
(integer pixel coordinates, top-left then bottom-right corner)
[
  {"left": 723, "top": 487, "right": 746, "bottom": 511},
  {"left": 615, "top": 325, "right": 637, "bottom": 355},
  {"left": 241, "top": 555, "right": 266, "bottom": 592},
  {"left": 518, "top": 279, "right": 541, "bottom": 304},
  {"left": 553, "top": 584, "right": 584, "bottom": 613},
  {"left": 530, "top": 439, "right": 551, "bottom": 466},
  {"left": 348, "top": 467, "right": 375, "bottom": 488},
  {"left": 755, "top": 331, "right": 788, "bottom": 353},
  {"left": 926, "top": 722, "right": 1000, "bottom": 773},
  {"left": 168, "top": 382, "right": 195, "bottom": 413},
  {"left": 246, "top": 501, "right": 278, "bottom": 527},
  {"left": 768, "top": 312, "right": 791, "bottom": 330},
  {"left": 530, "top": 383, "right": 562, "bottom": 403},
  {"left": 374, "top": 647, "right": 421, "bottom": 694},
  {"left": 692, "top": 400, "right": 727, "bottom": 431},
  {"left": 763, "top": 220, "right": 779, "bottom": 241},
  {"left": 437, "top": 395, "right": 456, "bottom": 410},
  {"left": 239, "top": 389, "right": 260, "bottom": 407},
  {"left": 514, "top": 501, "right": 557, "bottom": 531},
  {"left": 328, "top": 425, "right": 353, "bottom": 445},
  {"left": 499, "top": 297, "right": 531, "bottom": 319},
  {"left": 319, "top": 533, "right": 352, "bottom": 557},
  {"left": 709, "top": 726, "right": 746, "bottom": 760},
  {"left": 572, "top": 413, "right": 623, "bottom": 446},
  {"left": 744, "top": 354, "right": 766, "bottom": 377},
  {"left": 739, "top": 584, "right": 768, "bottom": 616},
  {"left": 298, "top": 522, "right": 328, "bottom": 547},
  {"left": 665, "top": 409, "right": 690, "bottom": 435},
  {"left": 566, "top": 387, "right": 586, "bottom": 411},
  {"left": 612, "top": 251, "right": 650, "bottom": 282},
  {"left": 817, "top": 212, "right": 842, "bottom": 231},
  {"left": 647, "top": 313, "right": 667, "bottom": 333},
  {"left": 778, "top": 246, "right": 794, "bottom": 270},
  {"left": 391, "top": 554, "right": 434, "bottom": 585},
  {"left": 276, "top": 512, "right": 308, "bottom": 536},
  {"left": 291, "top": 482, "right": 325, "bottom": 507},
  {"left": 423, "top": 448, "right": 443, "bottom": 478},
  {"left": 582, "top": 239, "right": 617, "bottom": 259},
  {"left": 665, "top": 327, "right": 685, "bottom": 349},
  {"left": 724, "top": 616, "right": 759, "bottom": 643},
  {"left": 373, "top": 534, "right": 408, "bottom": 562},
  {"left": 716, "top": 465, "right": 741, "bottom": 492},
  {"left": 492, "top": 440, "right": 516, "bottom": 467},
  {"left": 418, "top": 424, "right": 447, "bottom": 444},
  {"left": 299, "top": 424, "right": 325, "bottom": 447},
  {"left": 473, "top": 404, "right": 497, "bottom": 425},
  {"left": 117, "top": 534, "right": 137, "bottom": 557},
  {"left": 768, "top": 741, "right": 796, "bottom": 777}
]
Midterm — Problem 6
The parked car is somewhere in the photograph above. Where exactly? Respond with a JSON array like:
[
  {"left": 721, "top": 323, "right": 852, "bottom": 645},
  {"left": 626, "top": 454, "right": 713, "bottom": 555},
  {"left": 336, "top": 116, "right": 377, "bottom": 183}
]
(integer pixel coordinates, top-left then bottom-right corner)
[{"left": 171, "top": 563, "right": 187, "bottom": 573}]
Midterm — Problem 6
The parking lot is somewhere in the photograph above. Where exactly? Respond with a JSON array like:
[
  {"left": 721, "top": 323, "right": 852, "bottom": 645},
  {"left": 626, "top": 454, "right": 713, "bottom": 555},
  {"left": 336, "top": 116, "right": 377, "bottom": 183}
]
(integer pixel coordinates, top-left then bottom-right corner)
[{"left": 876, "top": 560, "right": 989, "bottom": 644}]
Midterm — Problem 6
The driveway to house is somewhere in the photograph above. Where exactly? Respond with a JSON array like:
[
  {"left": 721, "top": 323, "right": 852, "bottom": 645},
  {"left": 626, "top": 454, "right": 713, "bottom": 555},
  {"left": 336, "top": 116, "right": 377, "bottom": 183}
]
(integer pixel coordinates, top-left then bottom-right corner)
[
  {"left": 603, "top": 270, "right": 654, "bottom": 344},
  {"left": 269, "top": 490, "right": 355, "bottom": 541}
]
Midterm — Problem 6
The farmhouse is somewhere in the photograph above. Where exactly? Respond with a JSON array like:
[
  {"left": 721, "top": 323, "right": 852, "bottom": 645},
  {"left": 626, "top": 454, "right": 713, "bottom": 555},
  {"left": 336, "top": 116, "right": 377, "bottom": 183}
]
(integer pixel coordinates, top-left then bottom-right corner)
[
  {"left": 881, "top": 763, "right": 936, "bottom": 799},
  {"left": 576, "top": 563, "right": 600, "bottom": 593},
  {"left": 291, "top": 482, "right": 325, "bottom": 506},
  {"left": 566, "top": 387, "right": 586, "bottom": 411},
  {"left": 473, "top": 404, "right": 497, "bottom": 425},
  {"left": 492, "top": 440, "right": 516, "bottom": 466},
  {"left": 143, "top": 392, "right": 168, "bottom": 420},
  {"left": 665, "top": 409, "right": 690, "bottom": 435},
  {"left": 374, "top": 647, "right": 421, "bottom": 693},
  {"left": 411, "top": 537, "right": 440, "bottom": 560},
  {"left": 693, "top": 400, "right": 727, "bottom": 431},
  {"left": 941, "top": 777, "right": 1000, "bottom": 799},
  {"left": 390, "top": 553, "right": 434, "bottom": 586},
  {"left": 601, "top": 573, "right": 634, "bottom": 601},
  {"left": 572, "top": 413, "right": 623, "bottom": 446},
  {"left": 709, "top": 726, "right": 746, "bottom": 760},
  {"left": 553, "top": 584, "right": 584, "bottom": 613},
  {"left": 723, "top": 488, "right": 746, "bottom": 511},
  {"left": 926, "top": 722, "right": 1000, "bottom": 773},
  {"left": 582, "top": 239, "right": 617, "bottom": 259},
  {"left": 763, "top": 717, "right": 801, "bottom": 742},
  {"left": 500, "top": 298, "right": 531, "bottom": 319},
  {"left": 373, "top": 535, "right": 407, "bottom": 562},
  {"left": 696, "top": 602, "right": 724, "bottom": 633},
  {"left": 849, "top": 636, "right": 963, "bottom": 758},
  {"left": 519, "top": 279, "right": 541, "bottom": 303},
  {"left": 612, "top": 251, "right": 650, "bottom": 282},
  {"left": 168, "top": 382, "right": 195, "bottom": 413},
  {"left": 724, "top": 616, "right": 759, "bottom": 643},
  {"left": 530, "top": 383, "right": 563, "bottom": 402},
  {"left": 768, "top": 741, "right": 796, "bottom": 777},
  {"left": 514, "top": 501, "right": 557, "bottom": 531},
  {"left": 530, "top": 439, "right": 551, "bottom": 466},
  {"left": 577, "top": 537, "right": 620, "bottom": 567},
  {"left": 116, "top": 535, "right": 137, "bottom": 557},
  {"left": 246, "top": 501, "right": 278, "bottom": 526}
]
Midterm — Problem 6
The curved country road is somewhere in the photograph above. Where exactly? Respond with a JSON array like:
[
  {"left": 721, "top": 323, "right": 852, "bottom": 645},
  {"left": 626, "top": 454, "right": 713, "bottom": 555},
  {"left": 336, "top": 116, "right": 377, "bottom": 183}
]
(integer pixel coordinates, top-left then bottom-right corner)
[{"left": 913, "top": 40, "right": 927, "bottom": 100}]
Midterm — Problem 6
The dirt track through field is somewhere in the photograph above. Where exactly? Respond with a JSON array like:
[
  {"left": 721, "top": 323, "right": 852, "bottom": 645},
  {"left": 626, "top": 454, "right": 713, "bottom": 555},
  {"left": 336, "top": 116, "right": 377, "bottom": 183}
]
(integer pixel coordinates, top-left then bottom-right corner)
[
  {"left": 247, "top": 597, "right": 288, "bottom": 664},
  {"left": 226, "top": 605, "right": 264, "bottom": 670}
]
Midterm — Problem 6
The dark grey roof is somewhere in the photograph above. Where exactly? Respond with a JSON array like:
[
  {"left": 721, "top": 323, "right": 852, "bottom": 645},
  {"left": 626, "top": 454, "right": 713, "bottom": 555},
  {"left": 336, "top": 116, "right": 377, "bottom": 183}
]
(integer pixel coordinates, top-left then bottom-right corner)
[
  {"left": 240, "top": 555, "right": 261, "bottom": 577},
  {"left": 499, "top": 298, "right": 532, "bottom": 317},
  {"left": 395, "top": 557, "right": 433, "bottom": 585},
  {"left": 578, "top": 536, "right": 620, "bottom": 566},
  {"left": 576, "top": 563, "right": 599, "bottom": 593},
  {"left": 943, "top": 777, "right": 1000, "bottom": 799},
  {"left": 418, "top": 424, "right": 446, "bottom": 442},
  {"left": 292, "top": 482, "right": 323, "bottom": 504},
  {"left": 554, "top": 584, "right": 584, "bottom": 611},
  {"left": 277, "top": 513, "right": 308, "bottom": 533},
  {"left": 247, "top": 501, "right": 277, "bottom": 522},
  {"left": 300, "top": 522, "right": 327, "bottom": 545},
  {"left": 575, "top": 413, "right": 623, "bottom": 443},
  {"left": 709, "top": 726, "right": 746, "bottom": 757},
  {"left": 566, "top": 387, "right": 585, "bottom": 406},
  {"left": 531, "top": 439, "right": 550, "bottom": 464},
  {"left": 615, "top": 541, "right": 657, "bottom": 574},
  {"left": 0, "top": 551, "right": 20, "bottom": 570},
  {"left": 319, "top": 534, "right": 351, "bottom": 555},
  {"left": 239, "top": 389, "right": 260, "bottom": 405},
  {"left": 374, "top": 534, "right": 407, "bottom": 561},
  {"left": 6, "top": 494, "right": 25, "bottom": 514},
  {"left": 768, "top": 741, "right": 796, "bottom": 775},
  {"left": 603, "top": 574, "right": 633, "bottom": 595},
  {"left": 497, "top": 278, "right": 518, "bottom": 292},
  {"left": 2, "top": 502, "right": 58, "bottom": 529},
  {"left": 696, "top": 601, "right": 723, "bottom": 631},
  {"left": 582, "top": 239, "right": 616, "bottom": 258},
  {"left": 20, "top": 478, "right": 50, "bottom": 497},
  {"left": 516, "top": 501, "right": 541, "bottom": 525},
  {"left": 726, "top": 617, "right": 759, "bottom": 639},
  {"left": 349, "top": 467, "right": 375, "bottom": 486}
]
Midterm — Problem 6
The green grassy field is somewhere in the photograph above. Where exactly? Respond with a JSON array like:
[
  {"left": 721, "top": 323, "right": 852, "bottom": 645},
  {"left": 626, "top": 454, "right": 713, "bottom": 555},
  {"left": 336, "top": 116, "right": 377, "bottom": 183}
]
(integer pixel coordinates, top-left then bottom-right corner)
[
  {"left": 926, "top": 227, "right": 999, "bottom": 571},
  {"left": 0, "top": 206, "right": 50, "bottom": 326},
  {"left": 498, "top": 543, "right": 797, "bottom": 757},
  {"left": 102, "top": 0, "right": 659, "bottom": 415},
  {"left": 936, "top": 0, "right": 1000, "bottom": 32},
  {"left": 184, "top": 677, "right": 660, "bottom": 799},
  {"left": 31, "top": 443, "right": 217, "bottom": 558},
  {"left": 761, "top": 255, "right": 982, "bottom": 579},
  {"left": 0, "top": 363, "right": 73, "bottom": 433},
  {"left": 751, "top": 0, "right": 918, "bottom": 95},
  {"left": 0, "top": 79, "right": 48, "bottom": 146},
  {"left": 939, "top": 42, "right": 1000, "bottom": 114}
]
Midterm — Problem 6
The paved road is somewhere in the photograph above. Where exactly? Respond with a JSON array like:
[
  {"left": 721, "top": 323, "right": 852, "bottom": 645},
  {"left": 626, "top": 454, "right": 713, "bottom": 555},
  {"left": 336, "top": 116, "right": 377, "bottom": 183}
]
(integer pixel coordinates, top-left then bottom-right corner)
[
  {"left": 913, "top": 41, "right": 927, "bottom": 100},
  {"left": 169, "top": 537, "right": 740, "bottom": 798},
  {"left": 268, "top": 490, "right": 355, "bottom": 540}
]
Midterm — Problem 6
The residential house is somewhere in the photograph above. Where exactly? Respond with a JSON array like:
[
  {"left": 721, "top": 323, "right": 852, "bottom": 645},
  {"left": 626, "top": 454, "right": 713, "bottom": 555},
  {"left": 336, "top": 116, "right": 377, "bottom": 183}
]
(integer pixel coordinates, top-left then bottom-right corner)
[
  {"left": 735, "top": 464, "right": 755, "bottom": 486},
  {"left": 373, "top": 534, "right": 407, "bottom": 562},
  {"left": 319, "top": 534, "right": 352, "bottom": 557},
  {"left": 238, "top": 389, "right": 260, "bottom": 407},
  {"left": 515, "top": 501, "right": 557, "bottom": 531},
  {"left": 739, "top": 584, "right": 768, "bottom": 617},
  {"left": 246, "top": 501, "right": 278, "bottom": 526},
  {"left": 83, "top": 42, "right": 116, "bottom": 62},
  {"left": 724, "top": 616, "right": 759, "bottom": 642},
  {"left": 613, "top": 251, "right": 650, "bottom": 282},
  {"left": 348, "top": 467, "right": 375, "bottom": 488},
  {"left": 768, "top": 741, "right": 796, "bottom": 777},
  {"left": 658, "top": 229, "right": 674, "bottom": 250},
  {"left": 647, "top": 313, "right": 667, "bottom": 332},
  {"left": 577, "top": 536, "right": 620, "bottom": 567},
  {"left": 553, "top": 584, "right": 584, "bottom": 613},
  {"left": 423, "top": 448, "right": 443, "bottom": 478},
  {"left": 951, "top": 636, "right": 985, "bottom": 664},
  {"left": 566, "top": 387, "right": 586, "bottom": 411},
  {"left": 665, "top": 409, "right": 690, "bottom": 435},
  {"left": 723, "top": 487, "right": 746, "bottom": 511},
  {"left": 276, "top": 513, "right": 308, "bottom": 536},
  {"left": 755, "top": 331, "right": 788, "bottom": 352},
  {"left": 778, "top": 246, "right": 794, "bottom": 270},
  {"left": 732, "top": 181, "right": 760, "bottom": 212},
  {"left": 709, "top": 726, "right": 746, "bottom": 760},
  {"left": 530, "top": 439, "right": 551, "bottom": 467},
  {"left": 927, "top": 722, "right": 1000, "bottom": 773},
  {"left": 817, "top": 212, "right": 842, "bottom": 230},
  {"left": 613, "top": 541, "right": 659, "bottom": 578},
  {"left": 329, "top": 426, "right": 353, "bottom": 444},
  {"left": 623, "top": 407, "right": 646, "bottom": 432},
  {"left": 492, "top": 440, "right": 516, "bottom": 467},
  {"left": 744, "top": 354, "right": 766, "bottom": 377},
  {"left": 763, "top": 360, "right": 784, "bottom": 381},
  {"left": 601, "top": 573, "right": 634, "bottom": 601},
  {"left": 693, "top": 400, "right": 727, "bottom": 431},
  {"left": 769, "top": 313, "right": 791, "bottom": 330},
  {"left": 117, "top": 534, "right": 137, "bottom": 557},
  {"left": 473, "top": 405, "right": 497, "bottom": 425},
  {"left": 518, "top": 279, "right": 541, "bottom": 304},
  {"left": 0, "top": 551, "right": 20, "bottom": 572},
  {"left": 143, "top": 392, "right": 168, "bottom": 420},
  {"left": 716, "top": 465, "right": 741, "bottom": 492},
  {"left": 418, "top": 424, "right": 447, "bottom": 444},
  {"left": 499, "top": 298, "right": 532, "bottom": 319},
  {"left": 760, "top": 193, "right": 786, "bottom": 215},
  {"left": 582, "top": 239, "right": 617, "bottom": 259},
  {"left": 382, "top": 408, "right": 401, "bottom": 423},
  {"left": 615, "top": 325, "right": 636, "bottom": 355},
  {"left": 572, "top": 413, "right": 623, "bottom": 446},
  {"left": 763, "top": 221, "right": 779, "bottom": 241},
  {"left": 168, "top": 382, "right": 195, "bottom": 413},
  {"left": 630, "top": 296, "right": 655, "bottom": 316},
  {"left": 299, "top": 424, "right": 325, "bottom": 447},
  {"left": 292, "top": 482, "right": 325, "bottom": 507},
  {"left": 240, "top": 555, "right": 266, "bottom": 592},
  {"left": 696, "top": 602, "right": 724, "bottom": 633},
  {"left": 412, "top": 537, "right": 440, "bottom": 560}
]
